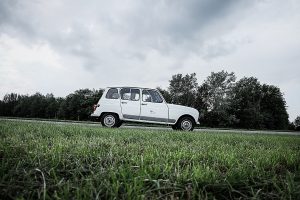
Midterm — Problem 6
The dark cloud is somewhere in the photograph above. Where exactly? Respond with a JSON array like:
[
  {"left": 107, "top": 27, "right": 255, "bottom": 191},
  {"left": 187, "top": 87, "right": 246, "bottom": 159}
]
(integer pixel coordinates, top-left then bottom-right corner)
[
  {"left": 118, "top": 0, "right": 252, "bottom": 53},
  {"left": 0, "top": 0, "right": 15, "bottom": 24},
  {"left": 0, "top": 0, "right": 255, "bottom": 67}
]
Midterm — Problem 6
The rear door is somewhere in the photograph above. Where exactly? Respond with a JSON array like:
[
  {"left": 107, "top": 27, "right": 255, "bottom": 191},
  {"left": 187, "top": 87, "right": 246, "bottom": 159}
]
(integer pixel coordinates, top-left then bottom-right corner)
[
  {"left": 120, "top": 88, "right": 141, "bottom": 120},
  {"left": 140, "top": 89, "right": 169, "bottom": 123}
]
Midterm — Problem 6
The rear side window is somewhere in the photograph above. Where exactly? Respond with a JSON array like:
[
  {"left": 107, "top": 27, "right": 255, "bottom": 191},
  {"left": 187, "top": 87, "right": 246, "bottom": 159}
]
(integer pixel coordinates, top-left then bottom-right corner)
[
  {"left": 120, "top": 88, "right": 131, "bottom": 100},
  {"left": 121, "top": 88, "right": 140, "bottom": 101},
  {"left": 106, "top": 88, "right": 119, "bottom": 99},
  {"left": 131, "top": 89, "right": 140, "bottom": 101}
]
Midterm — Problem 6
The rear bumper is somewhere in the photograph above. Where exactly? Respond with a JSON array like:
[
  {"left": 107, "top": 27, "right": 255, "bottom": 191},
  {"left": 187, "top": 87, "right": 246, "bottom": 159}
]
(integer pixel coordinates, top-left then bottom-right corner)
[
  {"left": 89, "top": 114, "right": 100, "bottom": 122},
  {"left": 90, "top": 113, "right": 99, "bottom": 117}
]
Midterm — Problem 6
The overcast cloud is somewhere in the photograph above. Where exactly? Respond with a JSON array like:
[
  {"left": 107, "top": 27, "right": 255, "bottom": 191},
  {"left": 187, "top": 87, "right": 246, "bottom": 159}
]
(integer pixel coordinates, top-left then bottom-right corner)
[{"left": 0, "top": 0, "right": 299, "bottom": 120}]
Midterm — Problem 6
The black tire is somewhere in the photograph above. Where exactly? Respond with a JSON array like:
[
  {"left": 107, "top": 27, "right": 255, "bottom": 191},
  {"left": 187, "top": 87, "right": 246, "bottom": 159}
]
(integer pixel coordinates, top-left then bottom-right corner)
[
  {"left": 171, "top": 125, "right": 178, "bottom": 130},
  {"left": 101, "top": 113, "right": 120, "bottom": 128},
  {"left": 115, "top": 121, "right": 123, "bottom": 128},
  {"left": 176, "top": 116, "right": 195, "bottom": 131}
]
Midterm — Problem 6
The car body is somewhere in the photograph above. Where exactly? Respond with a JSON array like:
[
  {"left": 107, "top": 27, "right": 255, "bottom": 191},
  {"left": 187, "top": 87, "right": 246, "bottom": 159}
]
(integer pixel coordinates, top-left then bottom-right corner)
[{"left": 90, "top": 87, "right": 200, "bottom": 131}]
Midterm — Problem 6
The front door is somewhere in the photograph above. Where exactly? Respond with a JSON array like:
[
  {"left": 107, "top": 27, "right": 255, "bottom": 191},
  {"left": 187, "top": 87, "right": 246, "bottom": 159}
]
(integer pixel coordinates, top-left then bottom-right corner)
[
  {"left": 120, "top": 88, "right": 141, "bottom": 120},
  {"left": 140, "top": 89, "right": 169, "bottom": 123}
]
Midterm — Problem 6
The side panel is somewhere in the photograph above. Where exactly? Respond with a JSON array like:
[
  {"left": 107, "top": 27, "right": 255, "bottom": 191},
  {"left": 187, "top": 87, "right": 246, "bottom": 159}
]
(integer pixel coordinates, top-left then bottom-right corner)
[
  {"left": 168, "top": 105, "right": 200, "bottom": 124},
  {"left": 98, "top": 98, "right": 122, "bottom": 116},
  {"left": 120, "top": 88, "right": 141, "bottom": 120},
  {"left": 140, "top": 102, "right": 170, "bottom": 123},
  {"left": 168, "top": 109, "right": 186, "bottom": 124},
  {"left": 139, "top": 89, "right": 173, "bottom": 124},
  {"left": 91, "top": 88, "right": 122, "bottom": 118}
]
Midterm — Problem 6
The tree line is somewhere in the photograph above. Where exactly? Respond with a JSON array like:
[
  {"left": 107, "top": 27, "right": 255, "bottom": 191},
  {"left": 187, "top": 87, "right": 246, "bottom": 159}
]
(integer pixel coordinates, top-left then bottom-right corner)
[
  {"left": 0, "top": 71, "right": 298, "bottom": 130},
  {"left": 0, "top": 89, "right": 103, "bottom": 121}
]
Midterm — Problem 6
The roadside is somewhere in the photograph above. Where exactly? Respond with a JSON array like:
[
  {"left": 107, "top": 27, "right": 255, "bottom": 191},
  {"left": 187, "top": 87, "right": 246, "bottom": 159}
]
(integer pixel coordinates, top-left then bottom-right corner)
[{"left": 1, "top": 116, "right": 299, "bottom": 136}]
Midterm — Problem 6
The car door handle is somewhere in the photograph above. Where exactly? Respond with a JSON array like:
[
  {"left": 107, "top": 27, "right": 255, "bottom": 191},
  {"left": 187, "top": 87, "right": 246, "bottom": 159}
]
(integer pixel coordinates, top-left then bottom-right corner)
[
  {"left": 121, "top": 102, "right": 127, "bottom": 104},
  {"left": 141, "top": 103, "right": 147, "bottom": 105}
]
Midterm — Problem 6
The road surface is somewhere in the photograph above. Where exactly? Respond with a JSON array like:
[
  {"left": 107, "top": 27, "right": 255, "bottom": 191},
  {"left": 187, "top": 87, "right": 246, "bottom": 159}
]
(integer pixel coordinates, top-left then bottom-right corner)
[{"left": 1, "top": 117, "right": 299, "bottom": 136}]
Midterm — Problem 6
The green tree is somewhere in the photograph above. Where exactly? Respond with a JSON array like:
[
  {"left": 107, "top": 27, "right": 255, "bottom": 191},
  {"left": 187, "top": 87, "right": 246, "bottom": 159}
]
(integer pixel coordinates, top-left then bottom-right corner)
[
  {"left": 260, "top": 84, "right": 289, "bottom": 129},
  {"left": 294, "top": 116, "right": 300, "bottom": 131},
  {"left": 168, "top": 73, "right": 198, "bottom": 106},
  {"left": 0, "top": 100, "right": 4, "bottom": 116},
  {"left": 196, "top": 71, "right": 237, "bottom": 127},
  {"left": 61, "top": 89, "right": 103, "bottom": 120},
  {"left": 157, "top": 87, "right": 171, "bottom": 103},
  {"left": 57, "top": 98, "right": 67, "bottom": 119},
  {"left": 230, "top": 77, "right": 263, "bottom": 129},
  {"left": 45, "top": 94, "right": 59, "bottom": 119},
  {"left": 13, "top": 95, "right": 31, "bottom": 117},
  {"left": 230, "top": 77, "right": 289, "bottom": 129},
  {"left": 1, "top": 93, "right": 20, "bottom": 116},
  {"left": 28, "top": 93, "right": 47, "bottom": 118}
]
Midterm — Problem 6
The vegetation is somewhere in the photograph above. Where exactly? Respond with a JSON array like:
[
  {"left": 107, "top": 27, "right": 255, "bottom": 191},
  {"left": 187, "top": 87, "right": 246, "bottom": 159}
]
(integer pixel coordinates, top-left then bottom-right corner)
[
  {"left": 0, "top": 89, "right": 102, "bottom": 121},
  {"left": 0, "top": 71, "right": 292, "bottom": 130},
  {"left": 1, "top": 120, "right": 300, "bottom": 199},
  {"left": 293, "top": 116, "right": 300, "bottom": 131},
  {"left": 163, "top": 71, "right": 289, "bottom": 130}
]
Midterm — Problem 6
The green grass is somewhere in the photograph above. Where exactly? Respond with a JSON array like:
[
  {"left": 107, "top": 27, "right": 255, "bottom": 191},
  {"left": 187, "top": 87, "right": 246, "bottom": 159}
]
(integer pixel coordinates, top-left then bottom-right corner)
[{"left": 0, "top": 120, "right": 300, "bottom": 199}]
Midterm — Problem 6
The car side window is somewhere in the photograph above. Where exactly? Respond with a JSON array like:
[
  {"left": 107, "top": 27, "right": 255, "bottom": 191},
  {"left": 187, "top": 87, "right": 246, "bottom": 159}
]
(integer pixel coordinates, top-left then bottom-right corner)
[
  {"left": 148, "top": 90, "right": 163, "bottom": 103},
  {"left": 131, "top": 89, "right": 140, "bottom": 101},
  {"left": 142, "top": 90, "right": 152, "bottom": 102},
  {"left": 120, "top": 88, "right": 131, "bottom": 100},
  {"left": 106, "top": 88, "right": 119, "bottom": 99}
]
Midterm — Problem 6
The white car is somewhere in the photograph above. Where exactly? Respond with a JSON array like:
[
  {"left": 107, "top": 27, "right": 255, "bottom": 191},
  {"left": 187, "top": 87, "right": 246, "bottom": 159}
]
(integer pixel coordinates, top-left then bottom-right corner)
[{"left": 90, "top": 87, "right": 200, "bottom": 131}]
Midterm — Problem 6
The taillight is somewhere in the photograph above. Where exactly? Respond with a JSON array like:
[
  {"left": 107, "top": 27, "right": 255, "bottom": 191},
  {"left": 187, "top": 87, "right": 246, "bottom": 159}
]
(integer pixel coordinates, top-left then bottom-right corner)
[{"left": 93, "top": 104, "right": 97, "bottom": 111}]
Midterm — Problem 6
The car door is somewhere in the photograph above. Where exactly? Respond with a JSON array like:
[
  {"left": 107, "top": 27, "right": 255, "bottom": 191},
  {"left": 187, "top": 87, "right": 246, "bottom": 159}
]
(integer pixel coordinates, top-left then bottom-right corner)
[
  {"left": 140, "top": 89, "right": 169, "bottom": 123},
  {"left": 120, "top": 88, "right": 141, "bottom": 120}
]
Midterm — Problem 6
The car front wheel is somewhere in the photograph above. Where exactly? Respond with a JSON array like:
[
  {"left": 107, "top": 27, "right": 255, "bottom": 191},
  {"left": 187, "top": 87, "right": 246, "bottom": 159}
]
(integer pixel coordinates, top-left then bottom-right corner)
[
  {"left": 177, "top": 116, "right": 195, "bottom": 131},
  {"left": 101, "top": 113, "right": 120, "bottom": 128}
]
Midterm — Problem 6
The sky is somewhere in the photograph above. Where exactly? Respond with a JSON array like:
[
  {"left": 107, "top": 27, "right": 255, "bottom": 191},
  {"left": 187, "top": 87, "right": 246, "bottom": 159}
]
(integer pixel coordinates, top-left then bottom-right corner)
[{"left": 0, "top": 0, "right": 299, "bottom": 120}]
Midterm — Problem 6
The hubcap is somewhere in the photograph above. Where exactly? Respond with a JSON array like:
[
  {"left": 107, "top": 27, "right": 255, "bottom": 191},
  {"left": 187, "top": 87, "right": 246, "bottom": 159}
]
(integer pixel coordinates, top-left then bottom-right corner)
[
  {"left": 181, "top": 119, "right": 192, "bottom": 131},
  {"left": 104, "top": 115, "right": 115, "bottom": 127}
]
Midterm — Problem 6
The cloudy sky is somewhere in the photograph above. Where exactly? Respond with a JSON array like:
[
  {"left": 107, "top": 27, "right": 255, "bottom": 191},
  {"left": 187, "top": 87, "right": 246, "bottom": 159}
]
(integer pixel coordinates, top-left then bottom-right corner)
[{"left": 0, "top": 0, "right": 299, "bottom": 120}]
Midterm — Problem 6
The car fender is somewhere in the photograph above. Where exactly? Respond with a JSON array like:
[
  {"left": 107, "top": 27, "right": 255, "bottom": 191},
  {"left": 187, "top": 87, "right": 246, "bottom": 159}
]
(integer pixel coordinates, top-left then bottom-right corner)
[
  {"left": 91, "top": 89, "right": 123, "bottom": 119},
  {"left": 167, "top": 104, "right": 199, "bottom": 124}
]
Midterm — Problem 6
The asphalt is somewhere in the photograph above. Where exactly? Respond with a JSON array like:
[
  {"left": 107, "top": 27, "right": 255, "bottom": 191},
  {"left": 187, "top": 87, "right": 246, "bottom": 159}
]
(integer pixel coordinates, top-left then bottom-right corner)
[{"left": 1, "top": 118, "right": 299, "bottom": 136}]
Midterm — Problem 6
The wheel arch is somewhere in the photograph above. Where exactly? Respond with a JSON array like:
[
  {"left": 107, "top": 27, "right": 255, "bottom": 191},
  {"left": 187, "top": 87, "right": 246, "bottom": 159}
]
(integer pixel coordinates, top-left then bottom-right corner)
[
  {"left": 175, "top": 114, "right": 196, "bottom": 125},
  {"left": 100, "top": 112, "right": 121, "bottom": 121}
]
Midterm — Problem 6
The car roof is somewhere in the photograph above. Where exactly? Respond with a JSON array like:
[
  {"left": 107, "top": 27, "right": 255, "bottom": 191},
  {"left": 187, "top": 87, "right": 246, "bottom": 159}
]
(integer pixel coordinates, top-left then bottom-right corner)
[{"left": 107, "top": 87, "right": 156, "bottom": 90}]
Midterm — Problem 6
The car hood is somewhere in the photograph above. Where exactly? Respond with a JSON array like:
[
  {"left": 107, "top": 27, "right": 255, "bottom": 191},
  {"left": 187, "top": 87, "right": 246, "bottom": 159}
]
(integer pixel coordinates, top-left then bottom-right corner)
[{"left": 167, "top": 103, "right": 198, "bottom": 113}]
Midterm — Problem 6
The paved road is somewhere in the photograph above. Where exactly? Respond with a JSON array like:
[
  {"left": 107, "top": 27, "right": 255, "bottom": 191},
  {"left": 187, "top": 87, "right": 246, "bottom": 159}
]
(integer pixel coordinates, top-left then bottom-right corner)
[{"left": 1, "top": 118, "right": 300, "bottom": 136}]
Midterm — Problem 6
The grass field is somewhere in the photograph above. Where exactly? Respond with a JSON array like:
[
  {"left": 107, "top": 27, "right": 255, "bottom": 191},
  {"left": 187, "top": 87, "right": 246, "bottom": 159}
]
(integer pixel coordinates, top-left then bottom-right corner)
[{"left": 0, "top": 120, "right": 300, "bottom": 199}]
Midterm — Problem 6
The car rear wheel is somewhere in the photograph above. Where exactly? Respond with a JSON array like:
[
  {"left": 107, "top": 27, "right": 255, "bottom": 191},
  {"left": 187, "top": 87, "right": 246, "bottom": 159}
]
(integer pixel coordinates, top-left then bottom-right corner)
[
  {"left": 177, "top": 116, "right": 195, "bottom": 131},
  {"left": 101, "top": 113, "right": 120, "bottom": 128}
]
